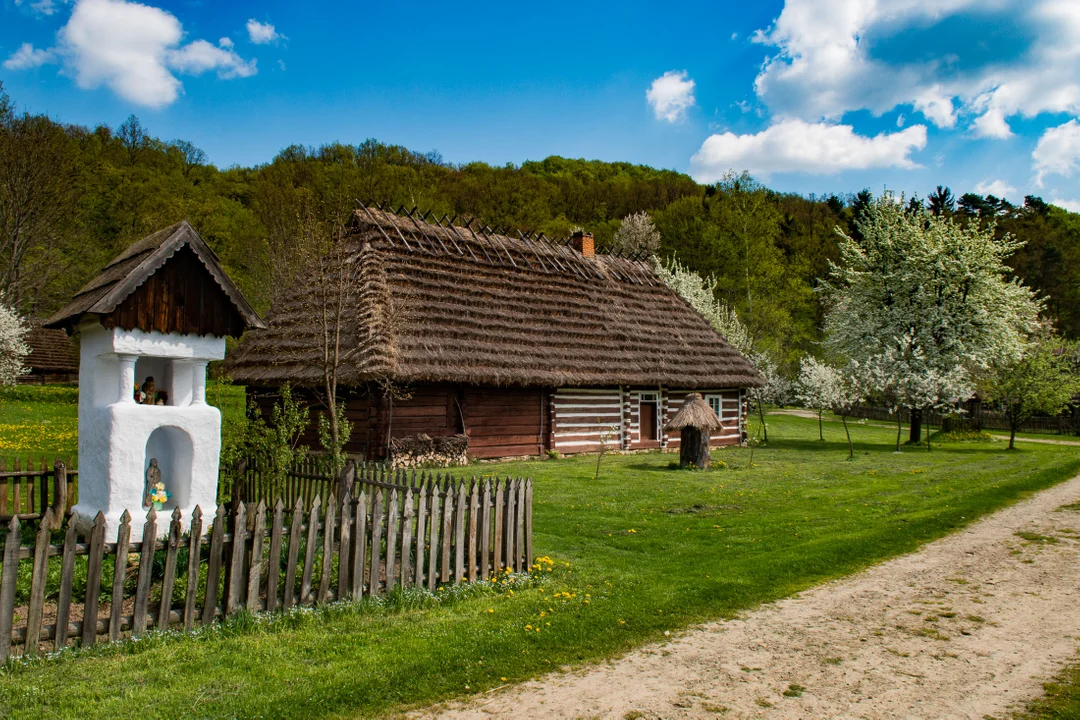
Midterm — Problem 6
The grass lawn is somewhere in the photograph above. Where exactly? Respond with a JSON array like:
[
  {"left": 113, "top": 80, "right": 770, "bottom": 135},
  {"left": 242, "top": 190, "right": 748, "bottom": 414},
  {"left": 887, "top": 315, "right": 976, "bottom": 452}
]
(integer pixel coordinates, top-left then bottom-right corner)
[{"left": 0, "top": 413, "right": 1078, "bottom": 718}]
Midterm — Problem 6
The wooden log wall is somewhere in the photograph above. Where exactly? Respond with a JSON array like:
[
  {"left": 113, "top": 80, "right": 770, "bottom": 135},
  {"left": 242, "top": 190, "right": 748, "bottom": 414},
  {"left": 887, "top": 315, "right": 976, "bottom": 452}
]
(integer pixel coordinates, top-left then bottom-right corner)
[
  {"left": 551, "top": 388, "right": 623, "bottom": 454},
  {"left": 0, "top": 458, "right": 75, "bottom": 521},
  {"left": 0, "top": 469, "right": 533, "bottom": 659},
  {"left": 460, "top": 387, "right": 544, "bottom": 458}
]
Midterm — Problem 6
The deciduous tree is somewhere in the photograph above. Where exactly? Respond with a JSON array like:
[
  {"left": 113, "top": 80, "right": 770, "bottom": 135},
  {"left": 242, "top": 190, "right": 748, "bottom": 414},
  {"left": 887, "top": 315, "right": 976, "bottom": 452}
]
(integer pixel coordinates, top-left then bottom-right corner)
[
  {"left": 980, "top": 332, "right": 1080, "bottom": 449},
  {"left": 821, "top": 192, "right": 1041, "bottom": 446}
]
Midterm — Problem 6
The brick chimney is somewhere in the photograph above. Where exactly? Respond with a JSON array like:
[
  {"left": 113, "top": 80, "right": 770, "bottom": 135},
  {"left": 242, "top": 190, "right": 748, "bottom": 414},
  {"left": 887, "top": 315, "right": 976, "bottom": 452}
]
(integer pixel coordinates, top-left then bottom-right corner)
[{"left": 571, "top": 230, "right": 595, "bottom": 258}]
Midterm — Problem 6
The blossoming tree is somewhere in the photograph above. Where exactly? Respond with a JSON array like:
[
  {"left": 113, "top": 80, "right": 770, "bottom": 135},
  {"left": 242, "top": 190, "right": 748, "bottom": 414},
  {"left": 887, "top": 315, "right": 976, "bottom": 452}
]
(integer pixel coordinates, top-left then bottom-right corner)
[{"left": 820, "top": 193, "right": 1041, "bottom": 446}]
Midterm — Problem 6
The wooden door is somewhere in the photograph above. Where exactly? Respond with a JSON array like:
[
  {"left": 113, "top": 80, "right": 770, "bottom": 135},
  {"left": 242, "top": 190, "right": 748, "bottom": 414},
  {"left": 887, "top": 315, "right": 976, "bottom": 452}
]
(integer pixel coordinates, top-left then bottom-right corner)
[{"left": 640, "top": 402, "right": 658, "bottom": 441}]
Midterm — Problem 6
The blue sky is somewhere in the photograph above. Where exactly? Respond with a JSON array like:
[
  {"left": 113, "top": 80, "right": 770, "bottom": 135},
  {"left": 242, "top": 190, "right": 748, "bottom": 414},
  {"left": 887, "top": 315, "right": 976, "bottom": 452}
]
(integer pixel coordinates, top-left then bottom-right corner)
[{"left": 3, "top": 0, "right": 1080, "bottom": 209}]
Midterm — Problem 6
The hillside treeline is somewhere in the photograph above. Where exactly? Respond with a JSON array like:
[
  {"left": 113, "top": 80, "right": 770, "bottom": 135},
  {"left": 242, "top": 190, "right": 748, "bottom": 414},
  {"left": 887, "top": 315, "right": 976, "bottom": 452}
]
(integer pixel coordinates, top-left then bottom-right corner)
[{"left": 3, "top": 81, "right": 1080, "bottom": 367}]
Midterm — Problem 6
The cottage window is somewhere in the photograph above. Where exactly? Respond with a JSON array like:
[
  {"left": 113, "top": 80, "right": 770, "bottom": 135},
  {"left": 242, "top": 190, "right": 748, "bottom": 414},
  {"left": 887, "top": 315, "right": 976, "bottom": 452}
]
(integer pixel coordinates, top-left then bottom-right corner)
[{"left": 706, "top": 395, "right": 723, "bottom": 420}]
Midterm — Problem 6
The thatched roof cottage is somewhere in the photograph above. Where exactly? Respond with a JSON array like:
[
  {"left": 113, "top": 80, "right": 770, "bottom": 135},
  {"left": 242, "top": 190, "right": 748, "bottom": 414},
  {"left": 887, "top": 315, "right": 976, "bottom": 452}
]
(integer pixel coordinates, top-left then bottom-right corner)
[{"left": 226, "top": 205, "right": 761, "bottom": 459}]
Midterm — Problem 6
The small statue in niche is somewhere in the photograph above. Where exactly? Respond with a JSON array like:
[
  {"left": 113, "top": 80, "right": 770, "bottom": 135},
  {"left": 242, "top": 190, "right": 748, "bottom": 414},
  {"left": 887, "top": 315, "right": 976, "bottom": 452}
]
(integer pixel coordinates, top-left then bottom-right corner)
[
  {"left": 140, "top": 376, "right": 156, "bottom": 405},
  {"left": 143, "top": 458, "right": 161, "bottom": 508}
]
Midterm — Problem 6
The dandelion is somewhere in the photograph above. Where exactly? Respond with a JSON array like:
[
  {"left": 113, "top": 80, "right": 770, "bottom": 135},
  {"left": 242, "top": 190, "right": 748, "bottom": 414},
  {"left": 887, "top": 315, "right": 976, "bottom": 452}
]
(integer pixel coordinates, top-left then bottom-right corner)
[
  {"left": 618, "top": 619, "right": 626, "bottom": 625},
  {"left": 488, "top": 609, "right": 494, "bottom": 613}
]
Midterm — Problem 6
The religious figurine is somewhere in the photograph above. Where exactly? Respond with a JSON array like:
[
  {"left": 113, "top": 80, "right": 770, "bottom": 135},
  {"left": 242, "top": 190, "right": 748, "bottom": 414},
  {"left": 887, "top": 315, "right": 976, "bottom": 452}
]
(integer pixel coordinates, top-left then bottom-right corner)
[
  {"left": 140, "top": 376, "right": 156, "bottom": 405},
  {"left": 143, "top": 458, "right": 161, "bottom": 508}
]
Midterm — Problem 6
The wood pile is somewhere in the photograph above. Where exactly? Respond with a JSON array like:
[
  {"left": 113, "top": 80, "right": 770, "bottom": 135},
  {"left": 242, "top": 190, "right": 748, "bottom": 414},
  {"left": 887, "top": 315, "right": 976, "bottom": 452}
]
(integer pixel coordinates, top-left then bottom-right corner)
[{"left": 390, "top": 433, "right": 469, "bottom": 468}]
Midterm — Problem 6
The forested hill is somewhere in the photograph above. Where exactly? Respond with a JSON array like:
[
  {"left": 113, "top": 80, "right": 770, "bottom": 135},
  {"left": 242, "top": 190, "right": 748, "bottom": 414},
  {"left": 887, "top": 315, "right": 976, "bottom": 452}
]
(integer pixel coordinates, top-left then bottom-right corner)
[{"left": 4, "top": 80, "right": 1080, "bottom": 366}]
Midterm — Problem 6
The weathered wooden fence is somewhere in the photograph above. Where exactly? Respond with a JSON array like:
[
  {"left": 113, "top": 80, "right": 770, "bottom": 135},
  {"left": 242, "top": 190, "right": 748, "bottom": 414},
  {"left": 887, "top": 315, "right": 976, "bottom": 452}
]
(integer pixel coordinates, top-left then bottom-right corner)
[
  {"left": 0, "top": 470, "right": 532, "bottom": 659},
  {"left": 0, "top": 458, "right": 75, "bottom": 521}
]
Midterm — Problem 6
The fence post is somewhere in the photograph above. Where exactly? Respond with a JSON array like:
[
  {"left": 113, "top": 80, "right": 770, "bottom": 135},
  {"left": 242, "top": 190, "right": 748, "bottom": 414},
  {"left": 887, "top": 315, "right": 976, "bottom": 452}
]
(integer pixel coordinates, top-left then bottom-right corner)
[
  {"left": 51, "top": 459, "right": 67, "bottom": 518},
  {"left": 0, "top": 518, "right": 21, "bottom": 661},
  {"left": 336, "top": 460, "right": 356, "bottom": 506}
]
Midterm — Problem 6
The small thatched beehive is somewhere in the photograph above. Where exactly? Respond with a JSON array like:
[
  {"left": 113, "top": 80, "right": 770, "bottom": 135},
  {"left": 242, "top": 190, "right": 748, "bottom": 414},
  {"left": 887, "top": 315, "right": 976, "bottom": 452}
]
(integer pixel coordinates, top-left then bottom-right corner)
[{"left": 665, "top": 393, "right": 723, "bottom": 468}]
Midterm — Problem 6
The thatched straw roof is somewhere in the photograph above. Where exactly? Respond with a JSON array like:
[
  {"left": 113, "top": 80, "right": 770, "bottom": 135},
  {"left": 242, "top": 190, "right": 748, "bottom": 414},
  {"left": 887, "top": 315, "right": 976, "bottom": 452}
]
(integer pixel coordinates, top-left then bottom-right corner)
[
  {"left": 664, "top": 393, "right": 724, "bottom": 431},
  {"left": 24, "top": 322, "right": 79, "bottom": 373},
  {"left": 45, "top": 220, "right": 264, "bottom": 334},
  {"left": 226, "top": 205, "right": 763, "bottom": 389}
]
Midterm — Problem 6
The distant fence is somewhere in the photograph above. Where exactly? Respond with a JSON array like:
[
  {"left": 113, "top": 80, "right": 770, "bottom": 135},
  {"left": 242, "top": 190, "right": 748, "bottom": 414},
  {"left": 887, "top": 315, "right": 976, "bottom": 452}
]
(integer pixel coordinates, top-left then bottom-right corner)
[
  {"left": 846, "top": 404, "right": 1080, "bottom": 436},
  {"left": 0, "top": 469, "right": 533, "bottom": 659},
  {"left": 0, "top": 458, "right": 76, "bottom": 521}
]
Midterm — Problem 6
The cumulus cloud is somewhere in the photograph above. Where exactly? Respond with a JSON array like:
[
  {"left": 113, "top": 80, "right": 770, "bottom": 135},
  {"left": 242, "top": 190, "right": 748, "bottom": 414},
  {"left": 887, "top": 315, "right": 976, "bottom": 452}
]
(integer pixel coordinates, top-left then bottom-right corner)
[
  {"left": 646, "top": 70, "right": 696, "bottom": 123},
  {"left": 246, "top": 19, "right": 280, "bottom": 44},
  {"left": 3, "top": 43, "right": 56, "bottom": 70},
  {"left": 689, "top": 119, "right": 928, "bottom": 181},
  {"left": 974, "top": 179, "right": 1018, "bottom": 198},
  {"left": 39, "top": 0, "right": 257, "bottom": 108},
  {"left": 754, "top": 0, "right": 1080, "bottom": 138},
  {"left": 1033, "top": 119, "right": 1080, "bottom": 187}
]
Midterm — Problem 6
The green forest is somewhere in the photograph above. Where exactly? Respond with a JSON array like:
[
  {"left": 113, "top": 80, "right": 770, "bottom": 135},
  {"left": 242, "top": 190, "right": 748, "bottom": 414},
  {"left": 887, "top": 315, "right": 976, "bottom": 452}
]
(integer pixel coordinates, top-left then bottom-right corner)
[{"left": 4, "top": 79, "right": 1080, "bottom": 368}]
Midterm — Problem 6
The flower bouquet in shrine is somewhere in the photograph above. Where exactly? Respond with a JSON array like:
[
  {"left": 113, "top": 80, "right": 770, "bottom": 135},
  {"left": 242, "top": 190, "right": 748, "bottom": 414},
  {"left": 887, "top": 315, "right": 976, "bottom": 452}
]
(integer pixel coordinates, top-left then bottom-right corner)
[{"left": 149, "top": 482, "right": 170, "bottom": 511}]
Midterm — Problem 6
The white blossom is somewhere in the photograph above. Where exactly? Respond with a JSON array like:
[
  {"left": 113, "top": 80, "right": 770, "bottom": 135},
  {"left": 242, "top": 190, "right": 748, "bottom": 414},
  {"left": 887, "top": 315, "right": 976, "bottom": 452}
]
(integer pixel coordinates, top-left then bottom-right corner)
[
  {"left": 652, "top": 256, "right": 753, "bottom": 356},
  {"left": 0, "top": 296, "right": 29, "bottom": 386},
  {"left": 612, "top": 211, "right": 661, "bottom": 256}
]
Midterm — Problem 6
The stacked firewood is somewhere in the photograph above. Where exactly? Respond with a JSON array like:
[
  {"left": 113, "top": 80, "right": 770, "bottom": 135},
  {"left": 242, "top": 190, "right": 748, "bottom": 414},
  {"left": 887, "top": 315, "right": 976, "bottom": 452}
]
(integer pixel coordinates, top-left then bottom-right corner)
[{"left": 390, "top": 433, "right": 469, "bottom": 468}]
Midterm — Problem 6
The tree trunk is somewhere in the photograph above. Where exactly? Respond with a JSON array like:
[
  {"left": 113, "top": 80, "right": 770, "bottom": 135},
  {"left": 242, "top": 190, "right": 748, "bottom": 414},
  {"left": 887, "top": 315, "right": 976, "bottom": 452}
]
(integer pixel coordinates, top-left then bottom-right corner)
[
  {"left": 1009, "top": 426, "right": 1017, "bottom": 450},
  {"left": 926, "top": 413, "right": 932, "bottom": 451},
  {"left": 818, "top": 410, "right": 824, "bottom": 441},
  {"left": 896, "top": 414, "right": 902, "bottom": 452},
  {"left": 909, "top": 407, "right": 922, "bottom": 444},
  {"left": 758, "top": 402, "right": 768, "bottom": 443},
  {"left": 679, "top": 427, "right": 710, "bottom": 469}
]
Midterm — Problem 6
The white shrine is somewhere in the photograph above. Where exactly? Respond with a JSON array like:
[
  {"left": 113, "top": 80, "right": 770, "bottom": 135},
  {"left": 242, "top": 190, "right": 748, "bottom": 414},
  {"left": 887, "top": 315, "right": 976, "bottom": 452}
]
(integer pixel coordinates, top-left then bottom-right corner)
[{"left": 45, "top": 221, "right": 263, "bottom": 538}]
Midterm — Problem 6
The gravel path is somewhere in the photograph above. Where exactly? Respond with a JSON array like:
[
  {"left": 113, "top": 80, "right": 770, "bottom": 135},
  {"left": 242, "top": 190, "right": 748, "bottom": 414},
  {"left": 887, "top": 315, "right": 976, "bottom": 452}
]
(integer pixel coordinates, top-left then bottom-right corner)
[{"left": 422, "top": 475, "right": 1080, "bottom": 719}]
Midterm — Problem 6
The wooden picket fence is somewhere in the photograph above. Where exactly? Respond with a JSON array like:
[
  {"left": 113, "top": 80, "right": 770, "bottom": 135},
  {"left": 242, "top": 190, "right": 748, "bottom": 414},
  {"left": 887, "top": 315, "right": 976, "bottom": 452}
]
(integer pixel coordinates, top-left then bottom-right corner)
[
  {"left": 0, "top": 470, "right": 533, "bottom": 659},
  {"left": 0, "top": 458, "right": 75, "bottom": 521}
]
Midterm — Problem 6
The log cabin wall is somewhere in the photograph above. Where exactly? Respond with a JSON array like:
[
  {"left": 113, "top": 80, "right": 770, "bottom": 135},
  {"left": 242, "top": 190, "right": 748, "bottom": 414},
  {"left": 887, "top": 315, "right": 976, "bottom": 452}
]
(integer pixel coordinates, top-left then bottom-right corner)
[
  {"left": 246, "top": 387, "right": 374, "bottom": 459},
  {"left": 551, "top": 388, "right": 623, "bottom": 454},
  {"left": 247, "top": 383, "right": 745, "bottom": 462},
  {"left": 460, "top": 386, "right": 545, "bottom": 458}
]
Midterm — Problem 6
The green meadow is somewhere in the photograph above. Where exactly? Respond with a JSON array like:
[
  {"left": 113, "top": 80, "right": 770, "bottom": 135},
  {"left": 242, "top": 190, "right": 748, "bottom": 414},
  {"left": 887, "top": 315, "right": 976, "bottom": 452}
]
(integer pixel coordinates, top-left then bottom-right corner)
[{"left": 0, "top": 409, "right": 1076, "bottom": 718}]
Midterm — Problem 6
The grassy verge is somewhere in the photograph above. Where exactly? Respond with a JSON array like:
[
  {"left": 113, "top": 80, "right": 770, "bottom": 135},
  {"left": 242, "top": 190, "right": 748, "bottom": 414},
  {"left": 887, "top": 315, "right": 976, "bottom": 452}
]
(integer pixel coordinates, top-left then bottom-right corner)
[
  {"left": 1, "top": 413, "right": 1079, "bottom": 718},
  {"left": 1013, "top": 655, "right": 1080, "bottom": 719}
]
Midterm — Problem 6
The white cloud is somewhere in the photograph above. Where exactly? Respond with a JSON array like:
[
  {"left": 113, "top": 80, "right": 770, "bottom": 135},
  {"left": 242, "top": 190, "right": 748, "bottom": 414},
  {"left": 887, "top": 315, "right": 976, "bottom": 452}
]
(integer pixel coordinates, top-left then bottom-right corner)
[
  {"left": 168, "top": 40, "right": 255, "bottom": 79},
  {"left": 646, "top": 70, "right": 696, "bottom": 123},
  {"left": 218, "top": 37, "right": 233, "bottom": 50},
  {"left": 3, "top": 43, "right": 56, "bottom": 70},
  {"left": 47, "top": 0, "right": 256, "bottom": 108},
  {"left": 1050, "top": 196, "right": 1080, "bottom": 213},
  {"left": 689, "top": 119, "right": 928, "bottom": 181},
  {"left": 246, "top": 19, "right": 280, "bottom": 44},
  {"left": 974, "top": 179, "right": 1018, "bottom": 198},
  {"left": 15, "top": 0, "right": 69, "bottom": 16},
  {"left": 753, "top": 0, "right": 1080, "bottom": 138},
  {"left": 1033, "top": 119, "right": 1080, "bottom": 187}
]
